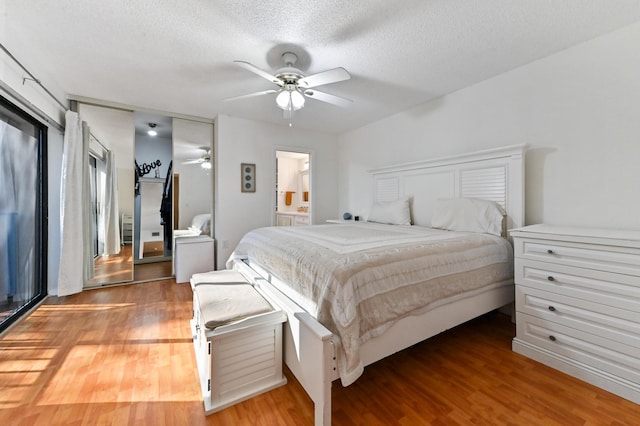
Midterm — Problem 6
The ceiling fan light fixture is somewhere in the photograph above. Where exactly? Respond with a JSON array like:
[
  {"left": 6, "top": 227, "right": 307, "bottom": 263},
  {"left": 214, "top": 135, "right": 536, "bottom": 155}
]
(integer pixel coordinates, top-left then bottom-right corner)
[
  {"left": 290, "top": 90, "right": 305, "bottom": 110},
  {"left": 230, "top": 51, "right": 351, "bottom": 123},
  {"left": 147, "top": 122, "right": 157, "bottom": 136},
  {"left": 276, "top": 87, "right": 305, "bottom": 111},
  {"left": 200, "top": 159, "right": 212, "bottom": 170},
  {"left": 276, "top": 90, "right": 291, "bottom": 109}
]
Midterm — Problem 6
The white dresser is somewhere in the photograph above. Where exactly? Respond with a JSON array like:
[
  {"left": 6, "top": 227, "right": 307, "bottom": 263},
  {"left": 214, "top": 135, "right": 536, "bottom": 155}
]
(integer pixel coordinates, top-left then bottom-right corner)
[{"left": 511, "top": 224, "right": 640, "bottom": 404}]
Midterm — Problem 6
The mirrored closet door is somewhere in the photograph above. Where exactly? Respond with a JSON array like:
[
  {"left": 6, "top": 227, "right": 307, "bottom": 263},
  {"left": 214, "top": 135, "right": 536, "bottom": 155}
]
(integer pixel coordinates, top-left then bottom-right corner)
[
  {"left": 133, "top": 112, "right": 174, "bottom": 281},
  {"left": 77, "top": 102, "right": 213, "bottom": 287},
  {"left": 78, "top": 104, "right": 135, "bottom": 287}
]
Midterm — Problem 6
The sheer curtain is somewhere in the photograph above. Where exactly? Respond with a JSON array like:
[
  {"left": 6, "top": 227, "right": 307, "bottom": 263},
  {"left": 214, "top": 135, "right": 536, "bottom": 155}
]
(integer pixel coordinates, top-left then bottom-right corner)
[
  {"left": 0, "top": 121, "right": 37, "bottom": 302},
  {"left": 102, "top": 150, "right": 121, "bottom": 255},
  {"left": 58, "top": 111, "right": 93, "bottom": 296}
]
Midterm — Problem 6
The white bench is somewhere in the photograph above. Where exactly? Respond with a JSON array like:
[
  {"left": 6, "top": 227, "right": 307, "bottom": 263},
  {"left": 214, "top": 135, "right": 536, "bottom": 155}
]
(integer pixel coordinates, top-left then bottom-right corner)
[{"left": 190, "top": 270, "right": 287, "bottom": 414}]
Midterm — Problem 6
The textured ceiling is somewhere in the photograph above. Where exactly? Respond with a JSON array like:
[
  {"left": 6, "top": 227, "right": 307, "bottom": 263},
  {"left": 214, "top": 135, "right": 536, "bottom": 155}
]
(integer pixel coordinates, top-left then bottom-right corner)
[{"left": 4, "top": 0, "right": 640, "bottom": 134}]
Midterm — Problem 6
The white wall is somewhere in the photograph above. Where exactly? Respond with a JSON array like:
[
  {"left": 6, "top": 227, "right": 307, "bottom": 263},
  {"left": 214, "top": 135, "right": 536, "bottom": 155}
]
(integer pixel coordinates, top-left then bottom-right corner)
[
  {"left": 338, "top": 21, "right": 640, "bottom": 231},
  {"left": 215, "top": 114, "right": 338, "bottom": 267}
]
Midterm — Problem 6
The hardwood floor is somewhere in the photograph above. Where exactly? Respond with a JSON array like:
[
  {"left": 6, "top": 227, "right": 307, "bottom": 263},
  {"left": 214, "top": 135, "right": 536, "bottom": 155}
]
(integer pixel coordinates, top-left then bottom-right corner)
[
  {"left": 92, "top": 244, "right": 135, "bottom": 284},
  {"left": 1, "top": 279, "right": 638, "bottom": 425},
  {"left": 88, "top": 245, "right": 173, "bottom": 287},
  {"left": 133, "top": 260, "right": 173, "bottom": 282}
]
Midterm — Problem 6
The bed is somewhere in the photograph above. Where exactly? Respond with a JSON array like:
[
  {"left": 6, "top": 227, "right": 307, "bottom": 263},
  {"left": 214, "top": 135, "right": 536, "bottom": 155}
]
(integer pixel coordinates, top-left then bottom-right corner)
[{"left": 226, "top": 144, "right": 526, "bottom": 425}]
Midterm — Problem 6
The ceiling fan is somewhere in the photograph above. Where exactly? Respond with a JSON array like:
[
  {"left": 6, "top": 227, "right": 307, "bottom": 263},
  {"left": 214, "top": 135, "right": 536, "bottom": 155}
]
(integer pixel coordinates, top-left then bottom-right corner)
[
  {"left": 225, "top": 52, "right": 352, "bottom": 121},
  {"left": 183, "top": 146, "right": 211, "bottom": 169}
]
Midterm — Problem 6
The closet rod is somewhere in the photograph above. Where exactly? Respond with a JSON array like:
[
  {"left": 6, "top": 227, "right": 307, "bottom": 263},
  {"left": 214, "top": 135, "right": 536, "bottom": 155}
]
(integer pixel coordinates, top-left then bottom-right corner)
[{"left": 0, "top": 42, "right": 69, "bottom": 112}]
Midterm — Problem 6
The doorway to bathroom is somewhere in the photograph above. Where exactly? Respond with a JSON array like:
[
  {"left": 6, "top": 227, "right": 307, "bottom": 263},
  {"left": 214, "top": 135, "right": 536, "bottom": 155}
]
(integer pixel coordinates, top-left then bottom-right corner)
[{"left": 275, "top": 150, "right": 310, "bottom": 227}]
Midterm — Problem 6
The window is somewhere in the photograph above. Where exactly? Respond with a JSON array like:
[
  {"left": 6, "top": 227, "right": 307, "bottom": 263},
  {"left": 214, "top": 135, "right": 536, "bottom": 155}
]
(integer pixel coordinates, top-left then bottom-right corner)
[{"left": 0, "top": 95, "right": 48, "bottom": 332}]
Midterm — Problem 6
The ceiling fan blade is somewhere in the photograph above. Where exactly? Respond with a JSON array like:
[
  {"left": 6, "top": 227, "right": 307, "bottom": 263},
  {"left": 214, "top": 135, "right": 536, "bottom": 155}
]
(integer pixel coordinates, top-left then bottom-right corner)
[
  {"left": 234, "top": 61, "right": 283, "bottom": 86},
  {"left": 304, "top": 89, "right": 352, "bottom": 107},
  {"left": 298, "top": 67, "right": 351, "bottom": 89},
  {"left": 183, "top": 159, "right": 204, "bottom": 165},
  {"left": 223, "top": 89, "right": 278, "bottom": 102}
]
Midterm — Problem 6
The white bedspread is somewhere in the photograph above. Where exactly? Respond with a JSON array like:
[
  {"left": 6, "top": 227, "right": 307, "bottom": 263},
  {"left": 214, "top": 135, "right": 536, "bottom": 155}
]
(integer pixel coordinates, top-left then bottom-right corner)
[{"left": 227, "top": 223, "right": 513, "bottom": 385}]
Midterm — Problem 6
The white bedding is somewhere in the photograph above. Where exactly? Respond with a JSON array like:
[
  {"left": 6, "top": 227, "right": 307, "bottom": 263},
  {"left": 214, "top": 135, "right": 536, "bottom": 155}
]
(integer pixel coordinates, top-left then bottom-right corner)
[
  {"left": 227, "top": 222, "right": 513, "bottom": 385},
  {"left": 174, "top": 213, "right": 211, "bottom": 238}
]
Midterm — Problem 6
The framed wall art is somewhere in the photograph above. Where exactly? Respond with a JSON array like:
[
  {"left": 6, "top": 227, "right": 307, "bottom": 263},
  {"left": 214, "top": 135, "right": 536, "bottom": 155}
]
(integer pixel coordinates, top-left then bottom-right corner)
[{"left": 241, "top": 163, "right": 256, "bottom": 192}]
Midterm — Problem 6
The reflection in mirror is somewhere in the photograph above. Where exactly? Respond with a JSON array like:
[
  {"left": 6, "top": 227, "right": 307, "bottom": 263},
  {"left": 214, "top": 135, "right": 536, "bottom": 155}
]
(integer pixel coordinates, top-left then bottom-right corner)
[
  {"left": 78, "top": 104, "right": 214, "bottom": 285},
  {"left": 172, "top": 118, "right": 213, "bottom": 239},
  {"left": 133, "top": 112, "right": 173, "bottom": 281},
  {"left": 77, "top": 104, "right": 135, "bottom": 287},
  {"left": 275, "top": 150, "right": 310, "bottom": 226}
]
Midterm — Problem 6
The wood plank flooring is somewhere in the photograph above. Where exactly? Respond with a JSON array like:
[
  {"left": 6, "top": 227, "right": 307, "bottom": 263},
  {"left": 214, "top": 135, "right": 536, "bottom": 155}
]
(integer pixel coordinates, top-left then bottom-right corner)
[
  {"left": 1, "top": 279, "right": 639, "bottom": 425},
  {"left": 90, "top": 245, "right": 134, "bottom": 285},
  {"left": 88, "top": 245, "right": 173, "bottom": 286}
]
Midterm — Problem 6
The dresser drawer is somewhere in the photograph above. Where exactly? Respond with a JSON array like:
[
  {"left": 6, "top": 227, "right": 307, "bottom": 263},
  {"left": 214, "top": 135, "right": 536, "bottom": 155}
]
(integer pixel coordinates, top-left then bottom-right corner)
[
  {"left": 516, "top": 312, "right": 640, "bottom": 384},
  {"left": 516, "top": 286, "right": 640, "bottom": 349},
  {"left": 514, "top": 237, "right": 640, "bottom": 276},
  {"left": 515, "top": 259, "right": 640, "bottom": 311}
]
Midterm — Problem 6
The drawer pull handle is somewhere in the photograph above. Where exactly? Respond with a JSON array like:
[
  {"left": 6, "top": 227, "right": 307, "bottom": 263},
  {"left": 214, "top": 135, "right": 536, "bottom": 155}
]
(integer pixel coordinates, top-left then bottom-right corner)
[
  {"left": 549, "top": 335, "right": 556, "bottom": 342},
  {"left": 548, "top": 306, "right": 556, "bottom": 312},
  {"left": 547, "top": 249, "right": 554, "bottom": 254},
  {"left": 547, "top": 276, "right": 555, "bottom": 282}
]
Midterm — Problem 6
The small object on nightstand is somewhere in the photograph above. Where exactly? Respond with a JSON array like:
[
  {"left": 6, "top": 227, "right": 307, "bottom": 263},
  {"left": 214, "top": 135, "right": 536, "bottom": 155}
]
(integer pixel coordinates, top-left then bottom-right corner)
[
  {"left": 354, "top": 215, "right": 360, "bottom": 221},
  {"left": 343, "top": 212, "right": 352, "bottom": 220}
]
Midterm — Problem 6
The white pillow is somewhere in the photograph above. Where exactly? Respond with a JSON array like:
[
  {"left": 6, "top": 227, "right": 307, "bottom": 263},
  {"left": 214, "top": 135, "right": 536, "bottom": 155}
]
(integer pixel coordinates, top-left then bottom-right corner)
[
  {"left": 367, "top": 198, "right": 411, "bottom": 225},
  {"left": 187, "top": 226, "right": 202, "bottom": 235},
  {"left": 431, "top": 198, "right": 505, "bottom": 236},
  {"left": 191, "top": 214, "right": 211, "bottom": 234}
]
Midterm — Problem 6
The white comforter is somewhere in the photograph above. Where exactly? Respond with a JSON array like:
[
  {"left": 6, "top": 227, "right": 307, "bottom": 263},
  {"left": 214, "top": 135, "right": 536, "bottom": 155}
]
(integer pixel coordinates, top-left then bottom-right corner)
[{"left": 228, "top": 223, "right": 513, "bottom": 385}]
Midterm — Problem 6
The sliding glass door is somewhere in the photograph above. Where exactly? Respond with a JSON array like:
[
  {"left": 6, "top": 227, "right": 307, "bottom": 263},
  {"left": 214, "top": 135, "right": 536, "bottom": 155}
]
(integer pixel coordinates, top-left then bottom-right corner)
[{"left": 0, "top": 95, "right": 47, "bottom": 332}]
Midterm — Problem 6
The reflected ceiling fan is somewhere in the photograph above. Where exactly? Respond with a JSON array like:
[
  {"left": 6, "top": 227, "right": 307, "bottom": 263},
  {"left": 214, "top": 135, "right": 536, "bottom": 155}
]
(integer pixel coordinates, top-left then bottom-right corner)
[
  {"left": 183, "top": 146, "right": 211, "bottom": 169},
  {"left": 225, "top": 52, "right": 352, "bottom": 121}
]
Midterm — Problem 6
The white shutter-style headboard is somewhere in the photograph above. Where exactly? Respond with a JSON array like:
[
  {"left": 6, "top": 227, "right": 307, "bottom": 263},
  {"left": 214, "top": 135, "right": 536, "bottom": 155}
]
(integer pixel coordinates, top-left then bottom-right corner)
[{"left": 369, "top": 144, "right": 526, "bottom": 230}]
